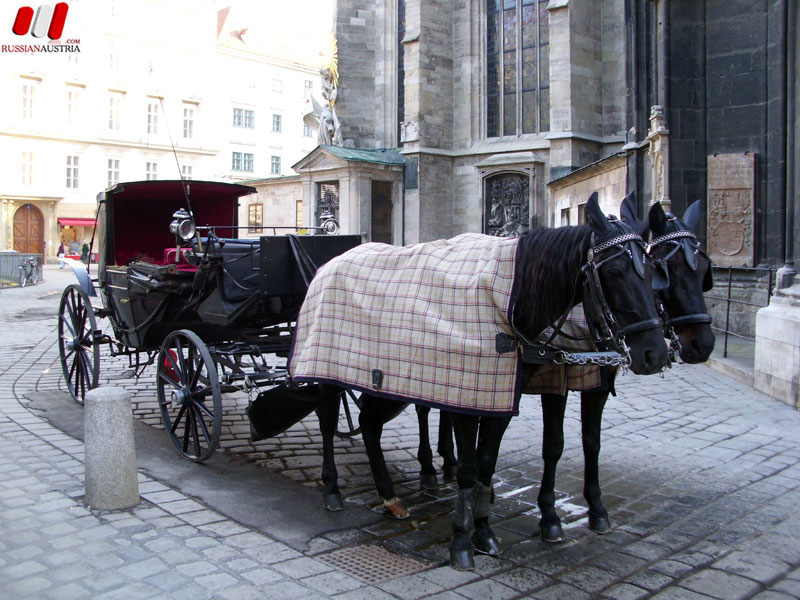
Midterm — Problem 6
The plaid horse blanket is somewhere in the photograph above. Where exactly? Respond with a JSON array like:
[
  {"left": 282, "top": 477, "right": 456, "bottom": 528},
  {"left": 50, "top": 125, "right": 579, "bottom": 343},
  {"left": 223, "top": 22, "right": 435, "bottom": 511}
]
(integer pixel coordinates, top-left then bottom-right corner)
[
  {"left": 522, "top": 304, "right": 604, "bottom": 395},
  {"left": 289, "top": 234, "right": 522, "bottom": 415}
]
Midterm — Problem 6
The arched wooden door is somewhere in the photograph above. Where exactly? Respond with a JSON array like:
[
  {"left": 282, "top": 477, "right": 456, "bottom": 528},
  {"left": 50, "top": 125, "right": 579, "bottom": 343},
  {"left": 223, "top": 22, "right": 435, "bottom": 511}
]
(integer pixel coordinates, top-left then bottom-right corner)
[{"left": 13, "top": 204, "right": 45, "bottom": 254}]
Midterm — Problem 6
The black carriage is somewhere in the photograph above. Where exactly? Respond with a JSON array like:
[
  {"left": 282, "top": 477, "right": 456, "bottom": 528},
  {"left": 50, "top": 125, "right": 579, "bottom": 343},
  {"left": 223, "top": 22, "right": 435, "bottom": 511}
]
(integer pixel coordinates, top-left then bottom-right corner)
[{"left": 58, "top": 180, "right": 360, "bottom": 461}]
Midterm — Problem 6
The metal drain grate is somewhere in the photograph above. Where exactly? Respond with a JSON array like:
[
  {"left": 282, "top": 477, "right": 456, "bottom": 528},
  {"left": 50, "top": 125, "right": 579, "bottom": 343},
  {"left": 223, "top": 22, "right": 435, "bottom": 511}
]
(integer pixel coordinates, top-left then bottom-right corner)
[{"left": 319, "top": 544, "right": 429, "bottom": 584}]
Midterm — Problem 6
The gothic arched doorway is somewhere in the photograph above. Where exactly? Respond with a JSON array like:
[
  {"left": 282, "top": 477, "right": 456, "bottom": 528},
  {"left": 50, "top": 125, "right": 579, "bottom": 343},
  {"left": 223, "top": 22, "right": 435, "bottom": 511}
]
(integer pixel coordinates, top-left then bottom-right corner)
[
  {"left": 484, "top": 172, "right": 530, "bottom": 237},
  {"left": 13, "top": 204, "right": 45, "bottom": 254}
]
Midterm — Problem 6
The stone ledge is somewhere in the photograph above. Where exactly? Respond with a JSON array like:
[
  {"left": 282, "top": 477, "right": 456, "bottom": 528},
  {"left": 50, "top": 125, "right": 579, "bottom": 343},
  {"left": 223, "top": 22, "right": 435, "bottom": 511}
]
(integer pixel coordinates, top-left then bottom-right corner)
[{"left": 706, "top": 355, "right": 754, "bottom": 389}]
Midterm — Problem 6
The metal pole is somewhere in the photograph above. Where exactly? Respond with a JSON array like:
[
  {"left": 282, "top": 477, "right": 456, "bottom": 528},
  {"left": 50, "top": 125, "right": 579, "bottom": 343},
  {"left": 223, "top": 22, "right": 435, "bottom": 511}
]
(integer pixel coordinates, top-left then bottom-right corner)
[{"left": 724, "top": 267, "right": 732, "bottom": 358}]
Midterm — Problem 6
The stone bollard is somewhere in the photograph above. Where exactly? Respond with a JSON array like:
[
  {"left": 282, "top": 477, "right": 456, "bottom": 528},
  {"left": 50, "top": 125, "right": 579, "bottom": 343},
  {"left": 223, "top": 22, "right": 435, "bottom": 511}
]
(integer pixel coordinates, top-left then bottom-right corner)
[{"left": 84, "top": 387, "right": 140, "bottom": 510}]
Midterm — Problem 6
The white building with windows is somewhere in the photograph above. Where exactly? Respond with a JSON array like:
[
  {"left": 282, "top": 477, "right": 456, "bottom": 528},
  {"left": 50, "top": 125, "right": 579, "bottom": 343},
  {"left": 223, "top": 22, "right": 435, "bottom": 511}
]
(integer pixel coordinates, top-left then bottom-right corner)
[
  {"left": 213, "top": 6, "right": 320, "bottom": 188},
  {"left": 0, "top": 0, "right": 332, "bottom": 260}
]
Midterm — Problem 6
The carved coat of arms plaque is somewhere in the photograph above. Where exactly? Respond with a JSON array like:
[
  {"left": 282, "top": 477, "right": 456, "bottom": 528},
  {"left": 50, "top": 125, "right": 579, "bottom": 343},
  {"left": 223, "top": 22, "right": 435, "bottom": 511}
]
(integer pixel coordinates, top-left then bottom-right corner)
[{"left": 707, "top": 153, "right": 755, "bottom": 267}]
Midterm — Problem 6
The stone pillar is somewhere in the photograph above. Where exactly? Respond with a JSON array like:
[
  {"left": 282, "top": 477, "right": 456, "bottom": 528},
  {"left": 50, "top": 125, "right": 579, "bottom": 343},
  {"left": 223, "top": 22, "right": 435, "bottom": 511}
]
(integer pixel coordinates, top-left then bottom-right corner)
[
  {"left": 647, "top": 105, "right": 670, "bottom": 212},
  {"left": 754, "top": 288, "right": 800, "bottom": 410},
  {"left": 84, "top": 387, "right": 140, "bottom": 510}
]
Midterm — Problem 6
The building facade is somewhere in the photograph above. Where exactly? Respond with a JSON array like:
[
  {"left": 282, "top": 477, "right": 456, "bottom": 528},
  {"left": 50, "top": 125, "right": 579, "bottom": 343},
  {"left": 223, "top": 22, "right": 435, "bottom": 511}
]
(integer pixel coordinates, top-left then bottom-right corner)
[
  {"left": 0, "top": 0, "right": 328, "bottom": 259},
  {"left": 326, "top": 0, "right": 798, "bottom": 407}
]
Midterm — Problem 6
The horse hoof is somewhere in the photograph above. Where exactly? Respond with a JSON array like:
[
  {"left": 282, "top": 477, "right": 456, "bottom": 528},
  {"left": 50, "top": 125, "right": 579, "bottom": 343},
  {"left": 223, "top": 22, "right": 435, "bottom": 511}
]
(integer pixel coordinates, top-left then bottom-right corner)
[
  {"left": 589, "top": 513, "right": 610, "bottom": 534},
  {"left": 442, "top": 465, "right": 458, "bottom": 483},
  {"left": 472, "top": 533, "right": 503, "bottom": 556},
  {"left": 323, "top": 493, "right": 344, "bottom": 512},
  {"left": 539, "top": 521, "right": 566, "bottom": 543},
  {"left": 420, "top": 472, "right": 439, "bottom": 491},
  {"left": 449, "top": 548, "right": 475, "bottom": 571},
  {"left": 383, "top": 497, "right": 410, "bottom": 519}
]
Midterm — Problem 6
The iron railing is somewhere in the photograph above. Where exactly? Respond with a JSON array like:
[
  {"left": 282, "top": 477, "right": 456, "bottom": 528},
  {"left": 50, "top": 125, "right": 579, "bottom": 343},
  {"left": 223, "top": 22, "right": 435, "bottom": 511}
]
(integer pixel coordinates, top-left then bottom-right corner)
[
  {"left": 705, "top": 265, "right": 775, "bottom": 358},
  {"left": 0, "top": 252, "right": 44, "bottom": 288}
]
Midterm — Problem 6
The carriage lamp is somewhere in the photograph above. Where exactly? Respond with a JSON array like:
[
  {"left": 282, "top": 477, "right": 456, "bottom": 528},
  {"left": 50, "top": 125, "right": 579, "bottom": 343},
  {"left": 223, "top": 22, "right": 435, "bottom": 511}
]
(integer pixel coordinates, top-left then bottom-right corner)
[
  {"left": 169, "top": 209, "right": 196, "bottom": 241},
  {"left": 320, "top": 210, "right": 340, "bottom": 235}
]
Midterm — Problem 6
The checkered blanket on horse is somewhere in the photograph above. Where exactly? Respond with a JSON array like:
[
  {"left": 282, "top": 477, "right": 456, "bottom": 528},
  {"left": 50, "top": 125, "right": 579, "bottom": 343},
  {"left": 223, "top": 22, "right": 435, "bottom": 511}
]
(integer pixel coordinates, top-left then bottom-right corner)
[
  {"left": 522, "top": 304, "right": 603, "bottom": 395},
  {"left": 289, "top": 234, "right": 522, "bottom": 415}
]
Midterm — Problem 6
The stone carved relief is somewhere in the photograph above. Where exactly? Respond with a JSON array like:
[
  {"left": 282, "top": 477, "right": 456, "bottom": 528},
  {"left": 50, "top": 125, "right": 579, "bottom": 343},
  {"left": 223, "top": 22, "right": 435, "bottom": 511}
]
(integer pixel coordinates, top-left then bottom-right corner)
[
  {"left": 400, "top": 120, "right": 419, "bottom": 143},
  {"left": 484, "top": 173, "right": 530, "bottom": 237},
  {"left": 709, "top": 189, "right": 751, "bottom": 256},
  {"left": 707, "top": 153, "right": 755, "bottom": 267},
  {"left": 647, "top": 105, "right": 670, "bottom": 212}
]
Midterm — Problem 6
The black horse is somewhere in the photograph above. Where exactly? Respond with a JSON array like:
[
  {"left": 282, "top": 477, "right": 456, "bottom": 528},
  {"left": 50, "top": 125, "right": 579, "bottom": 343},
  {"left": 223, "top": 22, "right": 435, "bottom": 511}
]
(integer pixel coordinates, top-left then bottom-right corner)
[
  {"left": 308, "top": 194, "right": 670, "bottom": 570},
  {"left": 534, "top": 198, "right": 716, "bottom": 543},
  {"left": 412, "top": 197, "right": 716, "bottom": 542}
]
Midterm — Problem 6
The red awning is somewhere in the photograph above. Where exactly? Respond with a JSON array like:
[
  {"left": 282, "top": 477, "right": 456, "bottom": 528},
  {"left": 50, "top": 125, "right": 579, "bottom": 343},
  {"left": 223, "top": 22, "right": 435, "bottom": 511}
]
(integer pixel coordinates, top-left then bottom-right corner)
[{"left": 58, "top": 218, "right": 96, "bottom": 227}]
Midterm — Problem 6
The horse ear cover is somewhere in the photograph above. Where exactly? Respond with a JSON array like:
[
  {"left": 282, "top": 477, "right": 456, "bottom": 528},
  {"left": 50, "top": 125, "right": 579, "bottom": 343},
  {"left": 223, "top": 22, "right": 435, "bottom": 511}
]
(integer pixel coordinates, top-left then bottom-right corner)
[
  {"left": 620, "top": 191, "right": 650, "bottom": 239},
  {"left": 682, "top": 199, "right": 703, "bottom": 233},
  {"left": 683, "top": 200, "right": 712, "bottom": 289},
  {"left": 648, "top": 201, "right": 668, "bottom": 235},
  {"left": 585, "top": 192, "right": 608, "bottom": 235},
  {"left": 620, "top": 191, "right": 637, "bottom": 224}
]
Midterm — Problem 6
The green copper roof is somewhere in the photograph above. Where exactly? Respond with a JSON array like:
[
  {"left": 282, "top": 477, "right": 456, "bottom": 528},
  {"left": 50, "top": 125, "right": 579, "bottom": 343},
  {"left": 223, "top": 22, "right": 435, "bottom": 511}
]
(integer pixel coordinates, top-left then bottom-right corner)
[{"left": 321, "top": 146, "right": 406, "bottom": 166}]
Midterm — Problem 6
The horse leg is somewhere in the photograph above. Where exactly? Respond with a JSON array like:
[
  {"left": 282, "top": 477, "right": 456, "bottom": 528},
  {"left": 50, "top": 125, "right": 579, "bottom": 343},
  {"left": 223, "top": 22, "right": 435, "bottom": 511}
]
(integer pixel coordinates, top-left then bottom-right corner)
[
  {"left": 317, "top": 387, "right": 344, "bottom": 511},
  {"left": 538, "top": 393, "right": 568, "bottom": 542},
  {"left": 415, "top": 405, "right": 439, "bottom": 491},
  {"left": 449, "top": 413, "right": 481, "bottom": 571},
  {"left": 360, "top": 395, "right": 411, "bottom": 519},
  {"left": 472, "top": 415, "right": 511, "bottom": 557},
  {"left": 582, "top": 389, "right": 610, "bottom": 534},
  {"left": 438, "top": 411, "right": 459, "bottom": 482}
]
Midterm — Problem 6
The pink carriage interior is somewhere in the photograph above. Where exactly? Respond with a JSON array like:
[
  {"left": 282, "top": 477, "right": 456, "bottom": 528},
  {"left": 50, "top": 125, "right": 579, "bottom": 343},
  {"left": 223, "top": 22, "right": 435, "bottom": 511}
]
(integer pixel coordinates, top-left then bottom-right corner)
[{"left": 107, "top": 181, "right": 248, "bottom": 270}]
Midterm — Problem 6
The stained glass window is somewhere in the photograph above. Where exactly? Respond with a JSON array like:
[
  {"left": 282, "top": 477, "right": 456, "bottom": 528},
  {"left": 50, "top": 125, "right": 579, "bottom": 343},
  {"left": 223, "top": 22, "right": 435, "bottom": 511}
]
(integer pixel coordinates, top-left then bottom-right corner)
[{"left": 486, "top": 0, "right": 549, "bottom": 137}]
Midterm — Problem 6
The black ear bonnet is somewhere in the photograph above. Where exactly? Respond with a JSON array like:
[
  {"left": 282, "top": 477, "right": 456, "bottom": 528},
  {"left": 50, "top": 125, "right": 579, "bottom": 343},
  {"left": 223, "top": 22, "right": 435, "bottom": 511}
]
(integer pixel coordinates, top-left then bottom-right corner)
[
  {"left": 619, "top": 193, "right": 668, "bottom": 291},
  {"left": 651, "top": 211, "right": 713, "bottom": 292},
  {"left": 591, "top": 215, "right": 649, "bottom": 280}
]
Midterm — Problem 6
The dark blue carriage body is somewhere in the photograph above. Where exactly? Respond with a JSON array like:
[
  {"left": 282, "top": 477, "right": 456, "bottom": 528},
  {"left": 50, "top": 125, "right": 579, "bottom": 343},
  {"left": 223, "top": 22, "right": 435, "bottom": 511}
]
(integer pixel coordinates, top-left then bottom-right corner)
[{"left": 95, "top": 180, "right": 360, "bottom": 351}]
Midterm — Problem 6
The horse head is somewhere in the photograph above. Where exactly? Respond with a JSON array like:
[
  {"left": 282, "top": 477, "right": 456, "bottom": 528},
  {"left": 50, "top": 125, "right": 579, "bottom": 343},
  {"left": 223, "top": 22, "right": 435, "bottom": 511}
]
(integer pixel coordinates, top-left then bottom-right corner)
[
  {"left": 583, "top": 193, "right": 669, "bottom": 375},
  {"left": 646, "top": 200, "right": 715, "bottom": 363}
]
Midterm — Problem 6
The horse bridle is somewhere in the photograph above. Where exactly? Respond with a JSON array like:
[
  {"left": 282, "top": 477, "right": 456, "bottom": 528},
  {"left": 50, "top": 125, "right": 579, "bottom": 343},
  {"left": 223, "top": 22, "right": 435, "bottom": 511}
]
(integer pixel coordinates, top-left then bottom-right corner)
[
  {"left": 648, "top": 223, "right": 713, "bottom": 359},
  {"left": 580, "top": 225, "right": 664, "bottom": 360}
]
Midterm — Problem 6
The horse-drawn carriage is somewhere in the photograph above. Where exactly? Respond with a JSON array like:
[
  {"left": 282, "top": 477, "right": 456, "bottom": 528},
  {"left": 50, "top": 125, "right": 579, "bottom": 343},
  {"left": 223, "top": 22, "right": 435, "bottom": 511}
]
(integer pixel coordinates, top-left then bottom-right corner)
[
  {"left": 57, "top": 180, "right": 360, "bottom": 461},
  {"left": 57, "top": 179, "right": 714, "bottom": 570}
]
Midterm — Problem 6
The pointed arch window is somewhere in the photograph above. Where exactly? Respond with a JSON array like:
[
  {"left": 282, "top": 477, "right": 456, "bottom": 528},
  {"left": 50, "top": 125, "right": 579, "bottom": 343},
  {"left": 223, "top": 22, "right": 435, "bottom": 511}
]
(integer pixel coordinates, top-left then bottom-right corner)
[{"left": 487, "top": 0, "right": 549, "bottom": 137}]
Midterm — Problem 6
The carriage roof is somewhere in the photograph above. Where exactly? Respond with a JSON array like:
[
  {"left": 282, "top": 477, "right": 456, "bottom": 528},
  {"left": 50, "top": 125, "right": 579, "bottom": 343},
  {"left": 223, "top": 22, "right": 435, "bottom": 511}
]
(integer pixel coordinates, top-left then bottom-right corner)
[{"left": 95, "top": 180, "right": 256, "bottom": 272}]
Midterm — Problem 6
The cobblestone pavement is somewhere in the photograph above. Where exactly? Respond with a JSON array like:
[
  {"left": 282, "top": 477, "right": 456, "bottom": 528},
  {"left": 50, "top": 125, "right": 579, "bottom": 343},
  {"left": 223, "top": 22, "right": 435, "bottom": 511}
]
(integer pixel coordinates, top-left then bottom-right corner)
[{"left": 1, "top": 265, "right": 799, "bottom": 599}]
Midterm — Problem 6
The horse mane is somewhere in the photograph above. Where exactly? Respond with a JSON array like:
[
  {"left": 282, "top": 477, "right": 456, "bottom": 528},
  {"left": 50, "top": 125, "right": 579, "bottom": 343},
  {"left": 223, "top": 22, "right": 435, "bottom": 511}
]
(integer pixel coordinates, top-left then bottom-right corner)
[{"left": 513, "top": 225, "right": 592, "bottom": 339}]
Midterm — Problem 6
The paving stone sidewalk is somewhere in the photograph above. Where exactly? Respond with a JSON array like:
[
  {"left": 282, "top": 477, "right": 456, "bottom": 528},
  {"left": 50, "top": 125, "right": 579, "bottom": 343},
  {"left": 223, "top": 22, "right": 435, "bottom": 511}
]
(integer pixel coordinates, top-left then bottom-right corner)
[{"left": 0, "top": 266, "right": 799, "bottom": 599}]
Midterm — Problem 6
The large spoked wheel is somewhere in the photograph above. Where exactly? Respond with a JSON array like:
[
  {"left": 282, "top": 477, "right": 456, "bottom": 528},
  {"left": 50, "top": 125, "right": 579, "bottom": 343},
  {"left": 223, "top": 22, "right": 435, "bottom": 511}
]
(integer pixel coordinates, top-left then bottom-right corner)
[
  {"left": 58, "top": 284, "right": 100, "bottom": 404},
  {"left": 336, "top": 389, "right": 363, "bottom": 438},
  {"left": 156, "top": 329, "right": 222, "bottom": 462}
]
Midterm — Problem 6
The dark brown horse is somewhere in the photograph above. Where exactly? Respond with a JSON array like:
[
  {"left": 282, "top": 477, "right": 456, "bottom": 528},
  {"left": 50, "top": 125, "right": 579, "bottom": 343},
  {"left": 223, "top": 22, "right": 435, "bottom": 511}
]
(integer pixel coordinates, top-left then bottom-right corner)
[{"left": 308, "top": 194, "right": 670, "bottom": 569}]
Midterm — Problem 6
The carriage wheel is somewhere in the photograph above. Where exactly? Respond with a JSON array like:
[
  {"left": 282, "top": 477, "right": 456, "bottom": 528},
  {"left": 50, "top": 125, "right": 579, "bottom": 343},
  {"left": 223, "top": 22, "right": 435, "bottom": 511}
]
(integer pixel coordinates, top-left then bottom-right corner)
[
  {"left": 156, "top": 329, "right": 222, "bottom": 462},
  {"left": 336, "top": 389, "right": 363, "bottom": 438},
  {"left": 58, "top": 285, "right": 100, "bottom": 404}
]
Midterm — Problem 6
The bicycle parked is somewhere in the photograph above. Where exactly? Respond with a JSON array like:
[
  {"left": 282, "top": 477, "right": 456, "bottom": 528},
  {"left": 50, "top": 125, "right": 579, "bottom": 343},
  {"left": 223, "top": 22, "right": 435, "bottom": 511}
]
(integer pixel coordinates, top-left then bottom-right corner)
[{"left": 18, "top": 256, "right": 39, "bottom": 287}]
